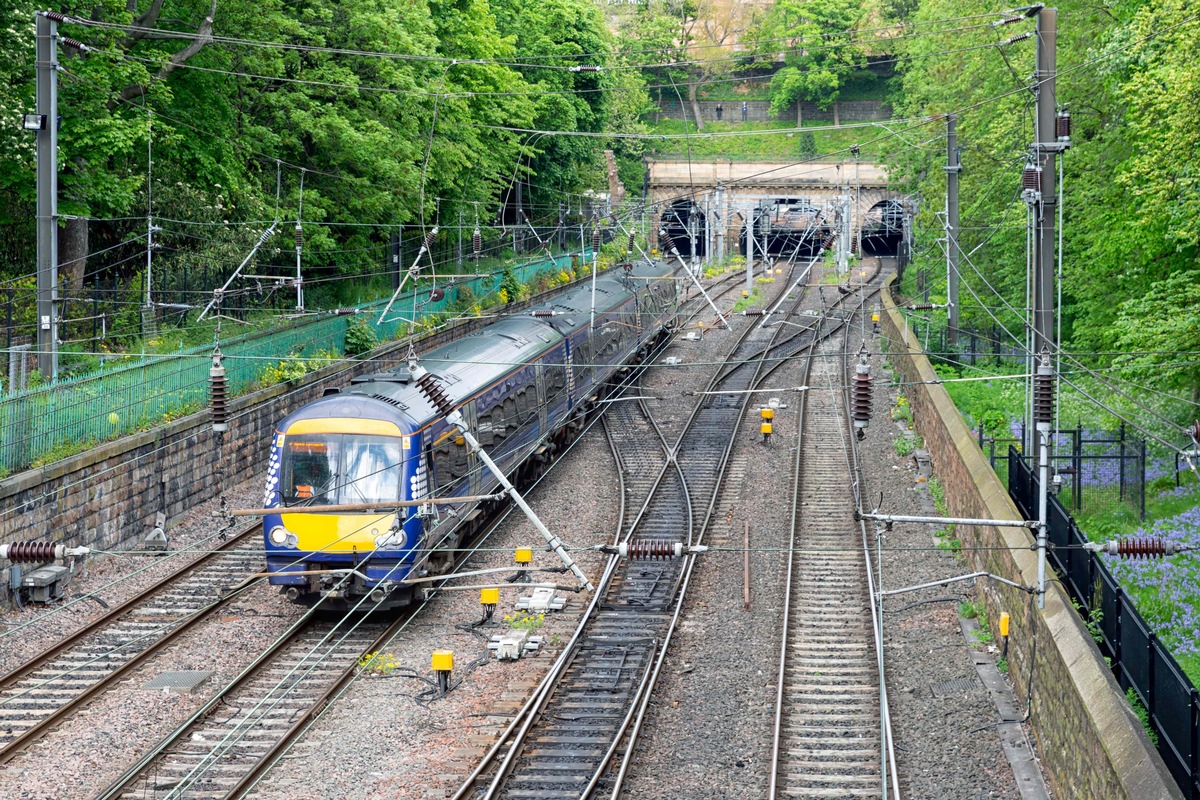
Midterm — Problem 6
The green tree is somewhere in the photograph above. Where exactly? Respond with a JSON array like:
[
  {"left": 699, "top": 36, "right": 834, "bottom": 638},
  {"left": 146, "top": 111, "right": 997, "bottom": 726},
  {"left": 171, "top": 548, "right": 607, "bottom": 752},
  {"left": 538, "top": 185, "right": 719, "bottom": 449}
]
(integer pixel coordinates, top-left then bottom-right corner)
[{"left": 749, "top": 0, "right": 866, "bottom": 123}]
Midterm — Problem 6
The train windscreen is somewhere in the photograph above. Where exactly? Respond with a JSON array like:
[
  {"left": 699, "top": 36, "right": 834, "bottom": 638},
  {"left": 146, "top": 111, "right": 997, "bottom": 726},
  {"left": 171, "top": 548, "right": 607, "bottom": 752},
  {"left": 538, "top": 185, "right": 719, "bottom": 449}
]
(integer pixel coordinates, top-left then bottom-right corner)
[{"left": 281, "top": 434, "right": 403, "bottom": 506}]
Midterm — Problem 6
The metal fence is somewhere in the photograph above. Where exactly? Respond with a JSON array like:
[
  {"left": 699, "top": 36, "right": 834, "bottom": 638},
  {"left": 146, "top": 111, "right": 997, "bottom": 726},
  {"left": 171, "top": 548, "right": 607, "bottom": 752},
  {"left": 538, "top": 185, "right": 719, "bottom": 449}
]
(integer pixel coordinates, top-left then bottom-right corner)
[
  {"left": 0, "top": 250, "right": 586, "bottom": 475},
  {"left": 1009, "top": 448, "right": 1200, "bottom": 799},
  {"left": 981, "top": 422, "right": 1147, "bottom": 520}
]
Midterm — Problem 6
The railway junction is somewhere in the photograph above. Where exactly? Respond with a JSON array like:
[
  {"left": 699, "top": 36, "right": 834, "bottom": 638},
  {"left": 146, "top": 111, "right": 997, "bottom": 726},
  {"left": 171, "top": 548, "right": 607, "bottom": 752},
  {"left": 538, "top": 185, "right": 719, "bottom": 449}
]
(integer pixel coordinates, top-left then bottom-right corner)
[{"left": 0, "top": 247, "right": 1175, "bottom": 799}]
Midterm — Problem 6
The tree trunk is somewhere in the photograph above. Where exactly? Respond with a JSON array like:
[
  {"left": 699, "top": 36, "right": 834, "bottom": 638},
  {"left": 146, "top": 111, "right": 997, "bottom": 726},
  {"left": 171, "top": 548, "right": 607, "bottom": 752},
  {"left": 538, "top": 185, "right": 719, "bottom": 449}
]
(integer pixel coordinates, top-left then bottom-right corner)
[
  {"left": 796, "top": 101, "right": 802, "bottom": 126},
  {"left": 58, "top": 216, "right": 87, "bottom": 295},
  {"left": 688, "top": 84, "right": 704, "bottom": 132}
]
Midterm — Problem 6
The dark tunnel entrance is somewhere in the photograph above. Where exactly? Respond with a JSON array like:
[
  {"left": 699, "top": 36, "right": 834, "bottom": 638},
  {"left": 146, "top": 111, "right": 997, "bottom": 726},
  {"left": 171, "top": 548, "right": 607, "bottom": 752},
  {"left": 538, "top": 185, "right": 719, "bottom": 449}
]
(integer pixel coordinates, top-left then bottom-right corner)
[
  {"left": 740, "top": 199, "right": 831, "bottom": 261},
  {"left": 660, "top": 200, "right": 706, "bottom": 258},
  {"left": 860, "top": 200, "right": 904, "bottom": 257}
]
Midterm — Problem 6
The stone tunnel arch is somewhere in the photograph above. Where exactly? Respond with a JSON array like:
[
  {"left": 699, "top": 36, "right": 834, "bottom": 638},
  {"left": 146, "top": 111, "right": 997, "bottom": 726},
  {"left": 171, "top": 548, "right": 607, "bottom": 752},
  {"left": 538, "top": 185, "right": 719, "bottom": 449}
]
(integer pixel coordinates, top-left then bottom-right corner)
[{"left": 860, "top": 199, "right": 904, "bottom": 257}]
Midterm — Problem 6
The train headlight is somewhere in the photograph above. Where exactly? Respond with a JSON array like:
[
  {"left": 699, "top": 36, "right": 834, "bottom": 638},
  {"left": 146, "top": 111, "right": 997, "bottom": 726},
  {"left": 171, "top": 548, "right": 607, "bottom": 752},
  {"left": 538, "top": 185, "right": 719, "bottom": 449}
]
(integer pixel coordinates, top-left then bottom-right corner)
[
  {"left": 269, "top": 525, "right": 296, "bottom": 547},
  {"left": 374, "top": 529, "right": 407, "bottom": 550}
]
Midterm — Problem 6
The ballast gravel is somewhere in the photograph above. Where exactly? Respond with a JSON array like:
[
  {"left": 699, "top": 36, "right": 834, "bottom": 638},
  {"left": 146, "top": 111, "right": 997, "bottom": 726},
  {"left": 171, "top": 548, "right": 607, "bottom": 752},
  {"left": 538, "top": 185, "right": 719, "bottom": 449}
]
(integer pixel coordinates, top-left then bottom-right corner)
[{"left": 612, "top": 266, "right": 1048, "bottom": 799}]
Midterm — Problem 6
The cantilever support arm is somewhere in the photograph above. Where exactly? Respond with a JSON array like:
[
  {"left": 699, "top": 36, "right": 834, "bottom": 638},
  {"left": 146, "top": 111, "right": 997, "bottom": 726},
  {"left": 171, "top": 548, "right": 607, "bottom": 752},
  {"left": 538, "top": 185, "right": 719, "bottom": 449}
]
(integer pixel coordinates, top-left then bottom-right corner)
[{"left": 409, "top": 362, "right": 594, "bottom": 592}]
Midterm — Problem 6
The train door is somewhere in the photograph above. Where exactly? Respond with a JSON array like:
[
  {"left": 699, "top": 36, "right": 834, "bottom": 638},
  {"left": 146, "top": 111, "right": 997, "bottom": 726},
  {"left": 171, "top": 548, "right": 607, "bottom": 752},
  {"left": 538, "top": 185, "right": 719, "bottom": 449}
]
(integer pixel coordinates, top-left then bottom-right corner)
[{"left": 535, "top": 363, "right": 550, "bottom": 430}]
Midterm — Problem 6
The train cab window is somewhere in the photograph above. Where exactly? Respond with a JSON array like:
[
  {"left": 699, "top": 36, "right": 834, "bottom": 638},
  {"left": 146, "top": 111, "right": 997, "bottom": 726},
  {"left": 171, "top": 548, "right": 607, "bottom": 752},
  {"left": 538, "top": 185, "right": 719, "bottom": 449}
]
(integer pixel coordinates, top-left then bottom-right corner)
[{"left": 281, "top": 434, "right": 402, "bottom": 506}]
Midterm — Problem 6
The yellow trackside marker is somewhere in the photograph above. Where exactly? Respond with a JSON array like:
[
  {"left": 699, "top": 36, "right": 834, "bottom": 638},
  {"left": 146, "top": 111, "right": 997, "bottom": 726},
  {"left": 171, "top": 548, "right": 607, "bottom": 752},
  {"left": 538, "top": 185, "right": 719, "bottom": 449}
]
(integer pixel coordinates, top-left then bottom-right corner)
[
  {"left": 432, "top": 650, "right": 454, "bottom": 673},
  {"left": 1000, "top": 612, "right": 1010, "bottom": 638},
  {"left": 742, "top": 289, "right": 750, "bottom": 298},
  {"left": 760, "top": 408, "right": 775, "bottom": 421},
  {"left": 480, "top": 587, "right": 500, "bottom": 606},
  {"left": 515, "top": 548, "right": 533, "bottom": 564},
  {"left": 760, "top": 422, "right": 773, "bottom": 436}
]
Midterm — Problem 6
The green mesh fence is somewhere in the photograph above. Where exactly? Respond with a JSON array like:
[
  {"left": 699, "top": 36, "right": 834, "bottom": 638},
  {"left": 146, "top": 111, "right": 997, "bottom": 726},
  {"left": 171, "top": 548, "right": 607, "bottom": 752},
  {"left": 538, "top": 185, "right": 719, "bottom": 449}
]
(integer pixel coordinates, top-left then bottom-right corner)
[{"left": 0, "top": 252, "right": 586, "bottom": 475}]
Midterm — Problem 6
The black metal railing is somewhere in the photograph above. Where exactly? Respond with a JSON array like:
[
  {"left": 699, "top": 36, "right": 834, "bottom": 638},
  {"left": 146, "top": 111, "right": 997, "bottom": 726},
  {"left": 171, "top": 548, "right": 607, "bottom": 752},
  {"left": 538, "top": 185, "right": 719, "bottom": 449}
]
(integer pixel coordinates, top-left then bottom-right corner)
[
  {"left": 984, "top": 423, "right": 1146, "bottom": 520},
  {"left": 1009, "top": 447, "right": 1199, "bottom": 798}
]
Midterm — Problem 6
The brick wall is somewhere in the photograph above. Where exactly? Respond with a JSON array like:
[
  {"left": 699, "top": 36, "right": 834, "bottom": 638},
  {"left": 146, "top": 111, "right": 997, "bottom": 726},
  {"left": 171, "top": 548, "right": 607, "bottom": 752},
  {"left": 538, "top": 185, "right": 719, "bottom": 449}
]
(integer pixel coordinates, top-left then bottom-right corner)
[
  {"left": 0, "top": 287, "right": 572, "bottom": 604},
  {"left": 880, "top": 277, "right": 1180, "bottom": 799},
  {"left": 655, "top": 99, "right": 892, "bottom": 124}
]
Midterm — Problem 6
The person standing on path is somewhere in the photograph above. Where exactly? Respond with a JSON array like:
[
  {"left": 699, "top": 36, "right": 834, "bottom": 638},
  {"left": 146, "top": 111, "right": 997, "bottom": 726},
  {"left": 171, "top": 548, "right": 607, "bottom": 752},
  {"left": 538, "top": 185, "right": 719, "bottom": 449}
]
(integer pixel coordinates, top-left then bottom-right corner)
[
  {"left": 715, "top": 103, "right": 723, "bottom": 121},
  {"left": 741, "top": 101, "right": 748, "bottom": 122}
]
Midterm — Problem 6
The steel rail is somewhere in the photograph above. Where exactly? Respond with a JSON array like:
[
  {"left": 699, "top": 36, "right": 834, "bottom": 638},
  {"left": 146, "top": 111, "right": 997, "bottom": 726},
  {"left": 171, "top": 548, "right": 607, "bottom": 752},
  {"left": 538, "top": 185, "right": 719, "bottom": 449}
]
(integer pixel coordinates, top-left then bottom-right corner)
[
  {"left": 599, "top": 254, "right": 881, "bottom": 799},
  {"left": 0, "top": 523, "right": 262, "bottom": 765},
  {"left": 837, "top": 273, "right": 903, "bottom": 800},
  {"left": 765, "top": 255, "right": 893, "bottom": 799}
]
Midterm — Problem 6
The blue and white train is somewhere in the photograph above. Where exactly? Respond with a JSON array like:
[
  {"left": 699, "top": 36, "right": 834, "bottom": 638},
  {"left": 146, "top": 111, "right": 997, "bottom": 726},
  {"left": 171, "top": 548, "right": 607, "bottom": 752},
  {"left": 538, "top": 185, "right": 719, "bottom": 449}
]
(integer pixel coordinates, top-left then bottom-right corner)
[{"left": 261, "top": 259, "right": 679, "bottom": 608}]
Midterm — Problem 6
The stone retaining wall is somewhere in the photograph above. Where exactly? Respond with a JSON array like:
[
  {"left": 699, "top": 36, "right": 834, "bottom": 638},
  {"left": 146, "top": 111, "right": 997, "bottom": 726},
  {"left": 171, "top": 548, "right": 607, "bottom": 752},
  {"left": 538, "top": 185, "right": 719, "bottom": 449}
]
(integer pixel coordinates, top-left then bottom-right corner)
[
  {"left": 0, "top": 286, "right": 571, "bottom": 605},
  {"left": 880, "top": 275, "right": 1180, "bottom": 799}
]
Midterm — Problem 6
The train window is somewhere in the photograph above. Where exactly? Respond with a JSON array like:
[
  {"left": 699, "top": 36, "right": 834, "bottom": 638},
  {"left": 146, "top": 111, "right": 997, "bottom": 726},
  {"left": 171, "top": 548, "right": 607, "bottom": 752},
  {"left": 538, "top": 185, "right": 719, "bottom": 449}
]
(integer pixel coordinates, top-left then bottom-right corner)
[
  {"left": 432, "top": 432, "right": 469, "bottom": 490},
  {"left": 489, "top": 404, "right": 507, "bottom": 447},
  {"left": 516, "top": 383, "right": 535, "bottom": 422},
  {"left": 502, "top": 397, "right": 519, "bottom": 434},
  {"left": 281, "top": 434, "right": 402, "bottom": 506},
  {"left": 475, "top": 409, "right": 496, "bottom": 448},
  {"left": 573, "top": 342, "right": 590, "bottom": 386}
]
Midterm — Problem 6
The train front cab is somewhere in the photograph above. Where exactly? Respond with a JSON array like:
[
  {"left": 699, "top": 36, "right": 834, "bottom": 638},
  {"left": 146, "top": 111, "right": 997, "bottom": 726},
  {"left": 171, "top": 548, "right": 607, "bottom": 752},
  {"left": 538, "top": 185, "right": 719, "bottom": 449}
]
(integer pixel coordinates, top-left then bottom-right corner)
[{"left": 263, "top": 405, "right": 424, "bottom": 609}]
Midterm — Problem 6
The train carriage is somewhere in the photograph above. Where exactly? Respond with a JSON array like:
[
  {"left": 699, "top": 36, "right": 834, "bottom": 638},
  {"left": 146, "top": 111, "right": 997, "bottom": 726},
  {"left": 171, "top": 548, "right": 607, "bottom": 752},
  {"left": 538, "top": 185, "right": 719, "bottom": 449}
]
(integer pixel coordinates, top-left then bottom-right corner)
[{"left": 262, "top": 258, "right": 678, "bottom": 609}]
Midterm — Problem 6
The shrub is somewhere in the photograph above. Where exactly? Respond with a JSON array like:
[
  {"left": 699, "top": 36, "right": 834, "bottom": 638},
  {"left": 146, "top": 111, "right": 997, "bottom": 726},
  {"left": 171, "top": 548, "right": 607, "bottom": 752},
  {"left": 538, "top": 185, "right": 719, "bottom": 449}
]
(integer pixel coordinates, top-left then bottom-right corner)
[{"left": 345, "top": 317, "right": 378, "bottom": 357}]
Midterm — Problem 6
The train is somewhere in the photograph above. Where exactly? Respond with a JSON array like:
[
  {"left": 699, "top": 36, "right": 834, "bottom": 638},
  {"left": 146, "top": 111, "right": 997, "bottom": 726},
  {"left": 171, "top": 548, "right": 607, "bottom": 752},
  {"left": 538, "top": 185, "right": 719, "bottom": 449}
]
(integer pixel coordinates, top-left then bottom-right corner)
[{"left": 261, "top": 258, "right": 680, "bottom": 609}]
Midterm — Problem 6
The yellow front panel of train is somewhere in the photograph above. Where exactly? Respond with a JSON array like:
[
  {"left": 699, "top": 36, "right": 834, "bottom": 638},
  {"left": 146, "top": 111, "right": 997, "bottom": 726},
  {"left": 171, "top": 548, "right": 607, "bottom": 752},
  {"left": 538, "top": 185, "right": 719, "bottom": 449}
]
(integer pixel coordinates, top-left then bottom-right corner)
[{"left": 281, "top": 512, "right": 393, "bottom": 552}]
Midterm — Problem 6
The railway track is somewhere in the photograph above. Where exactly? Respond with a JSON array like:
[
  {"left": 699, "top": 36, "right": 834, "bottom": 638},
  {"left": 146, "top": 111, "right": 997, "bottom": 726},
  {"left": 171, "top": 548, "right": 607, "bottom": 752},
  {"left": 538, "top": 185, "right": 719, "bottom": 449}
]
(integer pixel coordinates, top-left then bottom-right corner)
[
  {"left": 766, "top": 268, "right": 899, "bottom": 798},
  {"left": 96, "top": 608, "right": 399, "bottom": 800},
  {"left": 0, "top": 525, "right": 263, "bottom": 763},
  {"left": 0, "top": 262, "right": 785, "bottom": 797},
  {"left": 452, "top": 254, "right": 822, "bottom": 800},
  {"left": 88, "top": 291, "right": 716, "bottom": 800}
]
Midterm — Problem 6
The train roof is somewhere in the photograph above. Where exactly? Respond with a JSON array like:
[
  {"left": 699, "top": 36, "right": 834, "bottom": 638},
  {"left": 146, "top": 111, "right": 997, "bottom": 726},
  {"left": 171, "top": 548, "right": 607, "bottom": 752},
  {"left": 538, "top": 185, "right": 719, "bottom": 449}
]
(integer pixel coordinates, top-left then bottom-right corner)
[{"left": 311, "top": 258, "right": 675, "bottom": 427}]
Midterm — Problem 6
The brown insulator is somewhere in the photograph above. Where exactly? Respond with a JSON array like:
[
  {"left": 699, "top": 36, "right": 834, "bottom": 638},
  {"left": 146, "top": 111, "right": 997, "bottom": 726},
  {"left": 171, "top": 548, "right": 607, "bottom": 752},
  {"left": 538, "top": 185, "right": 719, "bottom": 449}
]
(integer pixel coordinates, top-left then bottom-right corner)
[
  {"left": 421, "top": 229, "right": 436, "bottom": 253},
  {"left": 430, "top": 287, "right": 445, "bottom": 302},
  {"left": 1022, "top": 164, "right": 1041, "bottom": 192},
  {"left": 1033, "top": 356, "right": 1054, "bottom": 425},
  {"left": 472, "top": 228, "right": 482, "bottom": 260},
  {"left": 1056, "top": 109, "right": 1071, "bottom": 142},
  {"left": 624, "top": 540, "right": 676, "bottom": 560},
  {"left": 2, "top": 541, "right": 58, "bottom": 564},
  {"left": 209, "top": 349, "right": 228, "bottom": 433},
  {"left": 851, "top": 361, "right": 872, "bottom": 430},
  {"left": 592, "top": 227, "right": 601, "bottom": 254},
  {"left": 628, "top": 231, "right": 636, "bottom": 253},
  {"left": 1115, "top": 537, "right": 1170, "bottom": 560},
  {"left": 414, "top": 370, "right": 455, "bottom": 416},
  {"left": 1190, "top": 419, "right": 1200, "bottom": 444}
]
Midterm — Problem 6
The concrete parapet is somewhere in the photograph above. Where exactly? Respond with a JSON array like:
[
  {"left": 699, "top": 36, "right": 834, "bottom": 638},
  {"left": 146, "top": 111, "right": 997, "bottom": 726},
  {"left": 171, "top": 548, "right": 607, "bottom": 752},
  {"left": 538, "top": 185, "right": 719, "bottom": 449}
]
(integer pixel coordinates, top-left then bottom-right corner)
[{"left": 880, "top": 274, "right": 1180, "bottom": 799}]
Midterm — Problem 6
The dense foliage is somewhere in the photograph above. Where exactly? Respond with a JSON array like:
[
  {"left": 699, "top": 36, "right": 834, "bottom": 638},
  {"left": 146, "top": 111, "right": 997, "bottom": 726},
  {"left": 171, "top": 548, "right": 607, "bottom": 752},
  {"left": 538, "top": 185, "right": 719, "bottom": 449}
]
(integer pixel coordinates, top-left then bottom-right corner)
[
  {"left": 887, "top": 0, "right": 1200, "bottom": 404},
  {"left": 0, "top": 0, "right": 641, "bottom": 329}
]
